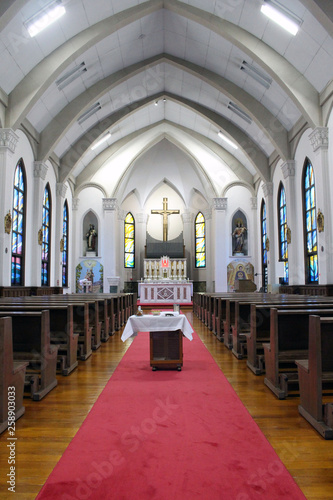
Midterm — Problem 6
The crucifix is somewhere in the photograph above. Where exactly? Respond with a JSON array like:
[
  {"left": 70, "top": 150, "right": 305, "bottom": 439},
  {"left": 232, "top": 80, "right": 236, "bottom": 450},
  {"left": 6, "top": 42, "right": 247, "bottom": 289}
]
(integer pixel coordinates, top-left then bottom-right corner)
[{"left": 151, "top": 197, "right": 180, "bottom": 241}]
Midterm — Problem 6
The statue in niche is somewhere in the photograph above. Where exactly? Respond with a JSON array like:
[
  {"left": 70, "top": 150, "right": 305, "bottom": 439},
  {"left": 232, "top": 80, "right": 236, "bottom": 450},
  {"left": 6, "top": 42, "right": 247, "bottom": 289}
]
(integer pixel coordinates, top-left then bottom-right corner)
[
  {"left": 86, "top": 224, "right": 97, "bottom": 251},
  {"left": 232, "top": 219, "right": 247, "bottom": 254}
]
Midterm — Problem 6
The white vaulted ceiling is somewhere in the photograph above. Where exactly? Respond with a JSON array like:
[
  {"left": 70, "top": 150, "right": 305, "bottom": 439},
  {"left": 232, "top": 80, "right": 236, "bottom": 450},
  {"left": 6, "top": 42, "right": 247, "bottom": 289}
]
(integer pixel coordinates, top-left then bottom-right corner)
[{"left": 0, "top": 0, "right": 332, "bottom": 199}]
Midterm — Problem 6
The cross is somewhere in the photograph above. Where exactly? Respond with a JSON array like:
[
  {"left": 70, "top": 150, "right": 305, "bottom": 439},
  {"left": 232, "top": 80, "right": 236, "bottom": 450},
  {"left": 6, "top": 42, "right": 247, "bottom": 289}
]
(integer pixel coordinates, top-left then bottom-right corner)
[{"left": 151, "top": 197, "right": 180, "bottom": 241}]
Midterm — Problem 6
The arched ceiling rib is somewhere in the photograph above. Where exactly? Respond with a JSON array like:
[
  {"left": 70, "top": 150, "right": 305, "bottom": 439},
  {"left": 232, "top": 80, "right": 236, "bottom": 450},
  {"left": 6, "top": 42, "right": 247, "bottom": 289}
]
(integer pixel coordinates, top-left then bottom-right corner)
[
  {"left": 60, "top": 92, "right": 268, "bottom": 183},
  {"left": 6, "top": 0, "right": 321, "bottom": 131},
  {"left": 38, "top": 53, "right": 290, "bottom": 162}
]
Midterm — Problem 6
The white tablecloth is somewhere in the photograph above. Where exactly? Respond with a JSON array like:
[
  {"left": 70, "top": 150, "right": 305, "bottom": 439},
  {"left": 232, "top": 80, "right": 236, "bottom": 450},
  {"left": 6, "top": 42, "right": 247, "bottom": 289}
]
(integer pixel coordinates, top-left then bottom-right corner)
[{"left": 121, "top": 312, "right": 194, "bottom": 342}]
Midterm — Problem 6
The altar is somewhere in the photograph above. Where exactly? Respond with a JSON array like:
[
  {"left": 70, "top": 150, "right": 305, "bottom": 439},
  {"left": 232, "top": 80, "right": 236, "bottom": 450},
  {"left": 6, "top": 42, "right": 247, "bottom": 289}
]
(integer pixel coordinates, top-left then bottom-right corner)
[{"left": 138, "top": 281, "right": 193, "bottom": 304}]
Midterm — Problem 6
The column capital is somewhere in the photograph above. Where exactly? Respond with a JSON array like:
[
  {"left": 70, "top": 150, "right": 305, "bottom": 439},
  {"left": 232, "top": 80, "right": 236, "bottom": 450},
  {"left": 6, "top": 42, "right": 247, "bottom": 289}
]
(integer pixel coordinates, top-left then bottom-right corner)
[
  {"left": 250, "top": 197, "right": 257, "bottom": 210},
  {"left": 0, "top": 129, "right": 19, "bottom": 153},
  {"left": 72, "top": 198, "right": 80, "bottom": 211},
  {"left": 56, "top": 183, "right": 68, "bottom": 198},
  {"left": 309, "top": 127, "right": 328, "bottom": 152},
  {"left": 102, "top": 198, "right": 117, "bottom": 211},
  {"left": 181, "top": 211, "right": 194, "bottom": 223},
  {"left": 33, "top": 161, "right": 48, "bottom": 180},
  {"left": 137, "top": 213, "right": 148, "bottom": 224},
  {"left": 213, "top": 198, "right": 228, "bottom": 211},
  {"left": 281, "top": 160, "right": 295, "bottom": 179},
  {"left": 262, "top": 182, "right": 273, "bottom": 197}
]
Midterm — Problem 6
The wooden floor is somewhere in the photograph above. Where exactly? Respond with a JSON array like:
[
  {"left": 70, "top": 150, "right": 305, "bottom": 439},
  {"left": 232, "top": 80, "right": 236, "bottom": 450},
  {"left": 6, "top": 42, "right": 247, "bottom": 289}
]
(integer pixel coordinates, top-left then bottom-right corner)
[{"left": 1, "top": 310, "right": 332, "bottom": 499}]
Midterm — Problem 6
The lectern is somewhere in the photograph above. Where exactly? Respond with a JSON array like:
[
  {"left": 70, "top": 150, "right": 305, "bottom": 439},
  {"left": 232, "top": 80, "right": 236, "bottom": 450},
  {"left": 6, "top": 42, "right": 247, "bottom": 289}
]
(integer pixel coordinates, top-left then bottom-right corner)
[
  {"left": 121, "top": 312, "right": 193, "bottom": 370},
  {"left": 150, "top": 330, "right": 183, "bottom": 370}
]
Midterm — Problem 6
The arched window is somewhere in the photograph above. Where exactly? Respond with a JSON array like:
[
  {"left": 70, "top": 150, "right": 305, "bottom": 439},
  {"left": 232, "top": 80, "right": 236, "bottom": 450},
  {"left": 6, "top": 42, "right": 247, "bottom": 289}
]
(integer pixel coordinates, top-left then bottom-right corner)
[
  {"left": 303, "top": 159, "right": 318, "bottom": 283},
  {"left": 261, "top": 200, "right": 268, "bottom": 292},
  {"left": 195, "top": 212, "right": 206, "bottom": 268},
  {"left": 278, "top": 183, "right": 288, "bottom": 284},
  {"left": 11, "top": 159, "right": 26, "bottom": 285},
  {"left": 124, "top": 212, "right": 135, "bottom": 268},
  {"left": 62, "top": 200, "right": 69, "bottom": 287},
  {"left": 41, "top": 184, "right": 51, "bottom": 286}
]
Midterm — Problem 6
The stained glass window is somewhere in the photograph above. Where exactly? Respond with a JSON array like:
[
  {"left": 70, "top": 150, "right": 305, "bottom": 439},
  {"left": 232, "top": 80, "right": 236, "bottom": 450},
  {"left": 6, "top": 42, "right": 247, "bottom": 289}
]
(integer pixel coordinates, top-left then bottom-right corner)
[
  {"left": 11, "top": 159, "right": 26, "bottom": 285},
  {"left": 41, "top": 184, "right": 51, "bottom": 286},
  {"left": 195, "top": 212, "right": 206, "bottom": 268},
  {"left": 278, "top": 184, "right": 288, "bottom": 284},
  {"left": 62, "top": 201, "right": 69, "bottom": 287},
  {"left": 124, "top": 213, "right": 135, "bottom": 268},
  {"left": 303, "top": 160, "right": 318, "bottom": 283},
  {"left": 261, "top": 200, "right": 268, "bottom": 292}
]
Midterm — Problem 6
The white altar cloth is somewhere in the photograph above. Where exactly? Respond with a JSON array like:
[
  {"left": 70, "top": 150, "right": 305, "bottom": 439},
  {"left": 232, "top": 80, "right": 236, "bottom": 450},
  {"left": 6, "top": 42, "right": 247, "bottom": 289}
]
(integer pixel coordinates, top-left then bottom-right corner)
[{"left": 121, "top": 312, "right": 194, "bottom": 342}]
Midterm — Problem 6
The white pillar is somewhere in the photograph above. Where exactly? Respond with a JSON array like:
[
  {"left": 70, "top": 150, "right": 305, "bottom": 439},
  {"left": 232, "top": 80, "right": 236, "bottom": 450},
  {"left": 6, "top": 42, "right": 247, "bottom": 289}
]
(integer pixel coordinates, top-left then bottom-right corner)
[
  {"left": 250, "top": 197, "right": 260, "bottom": 289},
  {"left": 137, "top": 213, "right": 148, "bottom": 279},
  {"left": 0, "top": 129, "right": 19, "bottom": 285},
  {"left": 202, "top": 206, "right": 213, "bottom": 292},
  {"left": 213, "top": 198, "right": 228, "bottom": 292},
  {"left": 31, "top": 162, "right": 48, "bottom": 286},
  {"left": 309, "top": 127, "right": 332, "bottom": 283},
  {"left": 71, "top": 197, "right": 80, "bottom": 292},
  {"left": 262, "top": 182, "right": 275, "bottom": 290},
  {"left": 55, "top": 183, "right": 68, "bottom": 287},
  {"left": 103, "top": 198, "right": 119, "bottom": 293},
  {"left": 181, "top": 210, "right": 193, "bottom": 280}
]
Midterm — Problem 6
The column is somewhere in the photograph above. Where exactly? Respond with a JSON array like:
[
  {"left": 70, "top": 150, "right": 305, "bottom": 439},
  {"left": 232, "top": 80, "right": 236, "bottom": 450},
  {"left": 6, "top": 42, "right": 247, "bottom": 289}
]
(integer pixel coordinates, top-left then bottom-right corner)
[
  {"left": 309, "top": 127, "right": 332, "bottom": 283},
  {"left": 212, "top": 198, "right": 228, "bottom": 292},
  {"left": 31, "top": 161, "right": 48, "bottom": 286},
  {"left": 262, "top": 182, "right": 275, "bottom": 289},
  {"left": 103, "top": 198, "right": 119, "bottom": 293},
  {"left": 250, "top": 197, "right": 260, "bottom": 290},
  {"left": 181, "top": 210, "right": 193, "bottom": 280},
  {"left": 136, "top": 213, "right": 148, "bottom": 279},
  {"left": 203, "top": 206, "right": 213, "bottom": 292},
  {"left": 0, "top": 129, "right": 19, "bottom": 285},
  {"left": 71, "top": 197, "right": 80, "bottom": 292},
  {"left": 55, "top": 183, "right": 68, "bottom": 287},
  {"left": 281, "top": 161, "right": 298, "bottom": 284}
]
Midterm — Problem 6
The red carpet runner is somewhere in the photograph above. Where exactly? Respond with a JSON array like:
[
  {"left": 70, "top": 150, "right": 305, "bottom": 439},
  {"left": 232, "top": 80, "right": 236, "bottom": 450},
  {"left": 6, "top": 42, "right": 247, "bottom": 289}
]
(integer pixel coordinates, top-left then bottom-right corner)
[{"left": 37, "top": 330, "right": 306, "bottom": 500}]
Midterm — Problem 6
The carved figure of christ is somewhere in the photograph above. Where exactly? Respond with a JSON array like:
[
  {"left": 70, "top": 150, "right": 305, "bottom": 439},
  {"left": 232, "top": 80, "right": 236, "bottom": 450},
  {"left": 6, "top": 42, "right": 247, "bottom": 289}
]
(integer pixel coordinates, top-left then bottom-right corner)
[{"left": 151, "top": 197, "right": 180, "bottom": 241}]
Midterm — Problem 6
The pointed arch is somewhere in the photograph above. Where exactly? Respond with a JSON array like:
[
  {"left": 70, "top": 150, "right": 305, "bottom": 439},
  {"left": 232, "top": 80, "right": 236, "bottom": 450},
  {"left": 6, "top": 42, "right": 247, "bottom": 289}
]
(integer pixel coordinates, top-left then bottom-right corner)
[
  {"left": 62, "top": 200, "right": 69, "bottom": 287},
  {"left": 195, "top": 212, "right": 206, "bottom": 268},
  {"left": 124, "top": 212, "right": 135, "bottom": 269},
  {"left": 302, "top": 158, "right": 318, "bottom": 283},
  {"left": 41, "top": 183, "right": 52, "bottom": 286},
  {"left": 11, "top": 158, "right": 26, "bottom": 285},
  {"left": 277, "top": 182, "right": 288, "bottom": 284}
]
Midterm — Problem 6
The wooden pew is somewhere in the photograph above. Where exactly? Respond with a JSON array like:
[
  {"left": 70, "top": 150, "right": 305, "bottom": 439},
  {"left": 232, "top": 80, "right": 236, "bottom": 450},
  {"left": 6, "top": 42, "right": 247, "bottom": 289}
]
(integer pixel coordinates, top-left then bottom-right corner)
[
  {"left": 246, "top": 301, "right": 333, "bottom": 375},
  {"left": 0, "top": 304, "right": 78, "bottom": 376},
  {"left": 0, "top": 310, "right": 58, "bottom": 400},
  {"left": 296, "top": 316, "right": 333, "bottom": 439},
  {"left": 264, "top": 307, "right": 333, "bottom": 399},
  {"left": 0, "top": 317, "right": 28, "bottom": 434}
]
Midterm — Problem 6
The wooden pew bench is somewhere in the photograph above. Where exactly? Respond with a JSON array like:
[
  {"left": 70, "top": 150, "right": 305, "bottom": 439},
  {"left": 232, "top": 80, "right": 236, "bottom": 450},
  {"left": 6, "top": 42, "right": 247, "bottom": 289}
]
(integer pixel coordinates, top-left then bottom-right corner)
[
  {"left": 296, "top": 315, "right": 333, "bottom": 439},
  {"left": 246, "top": 301, "right": 333, "bottom": 375},
  {"left": 264, "top": 307, "right": 333, "bottom": 399},
  {"left": 0, "top": 310, "right": 58, "bottom": 400},
  {"left": 0, "top": 304, "right": 78, "bottom": 376},
  {"left": 0, "top": 317, "right": 28, "bottom": 434}
]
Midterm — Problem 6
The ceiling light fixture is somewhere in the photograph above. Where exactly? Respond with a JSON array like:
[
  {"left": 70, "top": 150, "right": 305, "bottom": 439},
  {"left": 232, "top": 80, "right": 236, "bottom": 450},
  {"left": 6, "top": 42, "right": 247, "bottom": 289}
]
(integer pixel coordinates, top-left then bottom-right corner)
[
  {"left": 240, "top": 61, "right": 272, "bottom": 89},
  {"left": 227, "top": 102, "right": 252, "bottom": 124},
  {"left": 24, "top": 0, "right": 66, "bottom": 38},
  {"left": 261, "top": 0, "right": 302, "bottom": 36},
  {"left": 56, "top": 62, "right": 87, "bottom": 91},
  {"left": 91, "top": 132, "right": 111, "bottom": 151},
  {"left": 218, "top": 131, "right": 238, "bottom": 149},
  {"left": 154, "top": 98, "right": 167, "bottom": 106},
  {"left": 78, "top": 102, "right": 102, "bottom": 125}
]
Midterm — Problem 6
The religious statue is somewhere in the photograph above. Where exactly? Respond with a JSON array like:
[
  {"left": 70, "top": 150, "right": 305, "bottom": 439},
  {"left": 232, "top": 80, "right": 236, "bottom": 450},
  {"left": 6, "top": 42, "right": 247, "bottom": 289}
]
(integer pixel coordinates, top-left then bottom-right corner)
[
  {"left": 4, "top": 211, "right": 12, "bottom": 234},
  {"left": 317, "top": 209, "right": 324, "bottom": 233},
  {"left": 86, "top": 224, "right": 97, "bottom": 251},
  {"left": 232, "top": 220, "right": 247, "bottom": 254}
]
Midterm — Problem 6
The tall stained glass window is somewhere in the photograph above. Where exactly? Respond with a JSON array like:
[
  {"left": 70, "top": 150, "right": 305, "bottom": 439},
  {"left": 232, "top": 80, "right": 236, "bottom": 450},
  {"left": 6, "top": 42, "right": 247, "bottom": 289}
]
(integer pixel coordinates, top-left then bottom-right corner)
[
  {"left": 41, "top": 184, "right": 51, "bottom": 286},
  {"left": 278, "top": 184, "right": 288, "bottom": 284},
  {"left": 303, "top": 159, "right": 318, "bottom": 283},
  {"left": 261, "top": 200, "right": 268, "bottom": 292},
  {"left": 11, "top": 159, "right": 26, "bottom": 285},
  {"left": 195, "top": 212, "right": 206, "bottom": 268},
  {"left": 124, "top": 213, "right": 135, "bottom": 268},
  {"left": 62, "top": 201, "right": 69, "bottom": 287}
]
